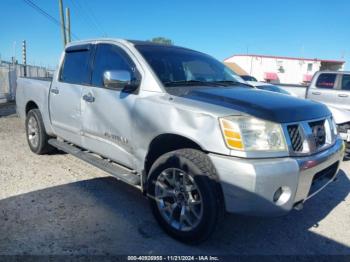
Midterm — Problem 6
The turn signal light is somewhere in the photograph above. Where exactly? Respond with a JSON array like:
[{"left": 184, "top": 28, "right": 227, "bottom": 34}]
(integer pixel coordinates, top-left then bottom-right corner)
[{"left": 219, "top": 118, "right": 244, "bottom": 150}]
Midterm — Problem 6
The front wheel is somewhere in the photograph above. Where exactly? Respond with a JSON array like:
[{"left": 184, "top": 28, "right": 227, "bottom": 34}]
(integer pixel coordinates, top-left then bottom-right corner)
[{"left": 147, "top": 149, "right": 224, "bottom": 243}]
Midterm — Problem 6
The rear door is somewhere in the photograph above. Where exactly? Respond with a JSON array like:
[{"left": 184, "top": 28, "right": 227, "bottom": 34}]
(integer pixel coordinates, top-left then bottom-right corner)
[
  {"left": 307, "top": 73, "right": 341, "bottom": 108},
  {"left": 49, "top": 44, "right": 92, "bottom": 146},
  {"left": 81, "top": 43, "right": 140, "bottom": 168}
]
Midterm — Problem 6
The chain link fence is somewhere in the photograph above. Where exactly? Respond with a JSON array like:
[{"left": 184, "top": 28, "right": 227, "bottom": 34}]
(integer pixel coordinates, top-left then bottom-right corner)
[{"left": 0, "top": 61, "right": 54, "bottom": 103}]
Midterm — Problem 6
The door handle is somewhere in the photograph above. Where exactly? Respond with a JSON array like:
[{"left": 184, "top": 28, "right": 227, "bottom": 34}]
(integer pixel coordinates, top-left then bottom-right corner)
[
  {"left": 51, "top": 88, "right": 59, "bottom": 94},
  {"left": 338, "top": 93, "right": 348, "bottom": 98},
  {"left": 82, "top": 93, "right": 95, "bottom": 103},
  {"left": 312, "top": 91, "right": 321, "bottom": 95}
]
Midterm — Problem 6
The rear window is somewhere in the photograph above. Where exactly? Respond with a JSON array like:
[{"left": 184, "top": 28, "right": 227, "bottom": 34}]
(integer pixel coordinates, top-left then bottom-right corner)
[
  {"left": 60, "top": 50, "right": 91, "bottom": 85},
  {"left": 315, "top": 73, "right": 336, "bottom": 89}
]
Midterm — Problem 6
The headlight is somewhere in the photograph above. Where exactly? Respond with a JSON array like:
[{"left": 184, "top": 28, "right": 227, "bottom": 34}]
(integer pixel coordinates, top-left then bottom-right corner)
[{"left": 219, "top": 116, "right": 287, "bottom": 152}]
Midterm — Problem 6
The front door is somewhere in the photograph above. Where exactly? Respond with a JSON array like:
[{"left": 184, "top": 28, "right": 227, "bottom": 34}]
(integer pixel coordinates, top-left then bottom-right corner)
[
  {"left": 50, "top": 45, "right": 92, "bottom": 146},
  {"left": 81, "top": 43, "right": 140, "bottom": 168},
  {"left": 336, "top": 74, "right": 350, "bottom": 111},
  {"left": 307, "top": 73, "right": 340, "bottom": 108}
]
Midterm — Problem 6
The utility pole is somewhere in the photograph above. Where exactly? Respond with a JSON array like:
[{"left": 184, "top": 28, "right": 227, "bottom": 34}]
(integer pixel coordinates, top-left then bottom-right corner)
[
  {"left": 58, "top": 0, "right": 67, "bottom": 47},
  {"left": 22, "top": 40, "right": 27, "bottom": 77},
  {"left": 65, "top": 7, "right": 71, "bottom": 43}
]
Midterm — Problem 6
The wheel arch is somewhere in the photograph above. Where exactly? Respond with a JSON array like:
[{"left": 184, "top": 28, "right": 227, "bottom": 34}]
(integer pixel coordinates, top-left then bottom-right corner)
[
  {"left": 25, "top": 100, "right": 39, "bottom": 115},
  {"left": 144, "top": 133, "right": 204, "bottom": 176},
  {"left": 143, "top": 134, "right": 225, "bottom": 209}
]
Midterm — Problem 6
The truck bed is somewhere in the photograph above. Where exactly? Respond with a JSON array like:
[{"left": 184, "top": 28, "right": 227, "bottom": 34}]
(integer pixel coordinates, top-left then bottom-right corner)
[{"left": 16, "top": 76, "right": 54, "bottom": 134}]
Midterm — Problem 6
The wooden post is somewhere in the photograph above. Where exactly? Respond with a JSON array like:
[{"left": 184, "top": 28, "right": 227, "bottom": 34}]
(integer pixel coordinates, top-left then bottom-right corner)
[
  {"left": 65, "top": 7, "right": 71, "bottom": 43},
  {"left": 59, "top": 0, "right": 67, "bottom": 47}
]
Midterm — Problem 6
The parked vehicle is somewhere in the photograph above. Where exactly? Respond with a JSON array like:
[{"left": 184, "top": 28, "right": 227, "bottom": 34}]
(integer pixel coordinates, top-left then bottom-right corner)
[
  {"left": 278, "top": 71, "right": 350, "bottom": 154},
  {"left": 16, "top": 39, "right": 344, "bottom": 243},
  {"left": 240, "top": 75, "right": 257, "bottom": 82},
  {"left": 307, "top": 72, "right": 350, "bottom": 148},
  {"left": 247, "top": 81, "right": 298, "bottom": 97},
  {"left": 276, "top": 83, "right": 307, "bottom": 98}
]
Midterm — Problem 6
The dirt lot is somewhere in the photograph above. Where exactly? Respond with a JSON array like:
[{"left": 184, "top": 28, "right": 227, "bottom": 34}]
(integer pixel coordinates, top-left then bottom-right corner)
[{"left": 0, "top": 104, "right": 349, "bottom": 255}]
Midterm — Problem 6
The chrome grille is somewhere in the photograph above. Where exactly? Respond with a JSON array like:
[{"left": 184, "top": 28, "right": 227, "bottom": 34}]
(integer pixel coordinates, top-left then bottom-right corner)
[
  {"left": 284, "top": 117, "right": 335, "bottom": 155},
  {"left": 287, "top": 125, "right": 303, "bottom": 152},
  {"left": 309, "top": 120, "right": 326, "bottom": 148}
]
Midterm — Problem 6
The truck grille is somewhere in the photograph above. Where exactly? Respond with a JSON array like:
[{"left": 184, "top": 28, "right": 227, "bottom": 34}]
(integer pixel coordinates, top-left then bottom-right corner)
[
  {"left": 287, "top": 125, "right": 303, "bottom": 152},
  {"left": 309, "top": 120, "right": 326, "bottom": 148},
  {"left": 285, "top": 117, "right": 335, "bottom": 155}
]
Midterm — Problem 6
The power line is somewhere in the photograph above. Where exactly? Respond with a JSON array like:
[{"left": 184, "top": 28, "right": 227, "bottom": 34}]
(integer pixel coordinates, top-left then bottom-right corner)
[
  {"left": 70, "top": 0, "right": 106, "bottom": 37},
  {"left": 68, "top": 0, "right": 95, "bottom": 35},
  {"left": 83, "top": 0, "right": 107, "bottom": 37},
  {"left": 22, "top": 0, "right": 80, "bottom": 40},
  {"left": 66, "top": 0, "right": 86, "bottom": 29}
]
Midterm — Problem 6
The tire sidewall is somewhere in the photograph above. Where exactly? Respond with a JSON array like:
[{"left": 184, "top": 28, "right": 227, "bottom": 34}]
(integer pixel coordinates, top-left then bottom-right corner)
[
  {"left": 25, "top": 109, "right": 45, "bottom": 154},
  {"left": 148, "top": 150, "right": 219, "bottom": 243}
]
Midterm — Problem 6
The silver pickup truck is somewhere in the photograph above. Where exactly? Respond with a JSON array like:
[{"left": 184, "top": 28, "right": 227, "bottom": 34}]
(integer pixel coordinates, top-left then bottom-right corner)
[
  {"left": 307, "top": 71, "right": 350, "bottom": 154},
  {"left": 280, "top": 71, "right": 350, "bottom": 154},
  {"left": 16, "top": 39, "right": 344, "bottom": 243}
]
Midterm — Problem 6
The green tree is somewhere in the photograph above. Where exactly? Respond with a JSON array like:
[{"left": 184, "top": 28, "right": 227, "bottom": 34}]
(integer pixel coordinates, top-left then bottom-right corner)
[{"left": 149, "top": 37, "right": 173, "bottom": 45}]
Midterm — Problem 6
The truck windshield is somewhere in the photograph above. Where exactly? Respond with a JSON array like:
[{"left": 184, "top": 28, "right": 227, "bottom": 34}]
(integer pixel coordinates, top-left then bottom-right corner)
[{"left": 135, "top": 45, "right": 244, "bottom": 88}]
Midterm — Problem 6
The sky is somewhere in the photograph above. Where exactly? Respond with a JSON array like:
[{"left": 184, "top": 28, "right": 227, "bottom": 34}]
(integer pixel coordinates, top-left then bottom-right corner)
[{"left": 0, "top": 0, "right": 349, "bottom": 69}]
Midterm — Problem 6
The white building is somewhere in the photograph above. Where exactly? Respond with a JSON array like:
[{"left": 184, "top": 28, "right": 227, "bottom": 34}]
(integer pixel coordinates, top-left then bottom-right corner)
[{"left": 224, "top": 54, "right": 345, "bottom": 85}]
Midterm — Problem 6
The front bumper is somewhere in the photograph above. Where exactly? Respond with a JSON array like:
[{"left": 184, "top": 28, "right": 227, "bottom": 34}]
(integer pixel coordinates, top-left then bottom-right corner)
[{"left": 209, "top": 138, "right": 344, "bottom": 216}]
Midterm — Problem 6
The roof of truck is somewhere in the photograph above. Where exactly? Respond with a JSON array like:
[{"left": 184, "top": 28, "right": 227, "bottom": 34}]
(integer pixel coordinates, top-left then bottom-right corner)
[
  {"left": 65, "top": 38, "right": 128, "bottom": 46},
  {"left": 65, "top": 38, "right": 187, "bottom": 49},
  {"left": 314, "top": 70, "right": 350, "bottom": 74}
]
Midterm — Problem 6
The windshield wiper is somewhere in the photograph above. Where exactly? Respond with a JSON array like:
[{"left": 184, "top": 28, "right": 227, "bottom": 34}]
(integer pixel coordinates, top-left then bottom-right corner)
[
  {"left": 163, "top": 80, "right": 215, "bottom": 87},
  {"left": 163, "top": 80, "right": 254, "bottom": 88},
  {"left": 211, "top": 80, "right": 253, "bottom": 87}
]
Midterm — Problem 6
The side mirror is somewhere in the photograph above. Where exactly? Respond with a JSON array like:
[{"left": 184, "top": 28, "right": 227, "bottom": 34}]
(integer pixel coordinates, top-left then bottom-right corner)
[{"left": 103, "top": 70, "right": 139, "bottom": 92}]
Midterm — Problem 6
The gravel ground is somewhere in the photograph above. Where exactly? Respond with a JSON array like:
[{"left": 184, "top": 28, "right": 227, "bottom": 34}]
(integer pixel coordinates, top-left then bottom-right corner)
[{"left": 0, "top": 104, "right": 349, "bottom": 255}]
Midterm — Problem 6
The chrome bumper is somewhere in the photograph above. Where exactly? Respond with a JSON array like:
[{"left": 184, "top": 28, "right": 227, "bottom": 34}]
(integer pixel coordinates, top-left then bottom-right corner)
[{"left": 209, "top": 138, "right": 345, "bottom": 216}]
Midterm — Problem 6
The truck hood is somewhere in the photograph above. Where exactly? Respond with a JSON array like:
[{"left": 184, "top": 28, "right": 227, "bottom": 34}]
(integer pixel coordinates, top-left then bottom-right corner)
[{"left": 173, "top": 86, "right": 331, "bottom": 123}]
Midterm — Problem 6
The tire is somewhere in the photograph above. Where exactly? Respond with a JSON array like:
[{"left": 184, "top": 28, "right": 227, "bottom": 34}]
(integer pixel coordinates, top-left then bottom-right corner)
[
  {"left": 25, "top": 109, "right": 53, "bottom": 154},
  {"left": 147, "top": 149, "right": 224, "bottom": 244}
]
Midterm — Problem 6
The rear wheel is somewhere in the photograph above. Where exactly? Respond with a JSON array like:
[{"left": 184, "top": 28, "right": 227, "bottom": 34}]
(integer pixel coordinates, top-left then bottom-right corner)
[
  {"left": 148, "top": 149, "right": 224, "bottom": 243},
  {"left": 25, "top": 109, "right": 53, "bottom": 154}
]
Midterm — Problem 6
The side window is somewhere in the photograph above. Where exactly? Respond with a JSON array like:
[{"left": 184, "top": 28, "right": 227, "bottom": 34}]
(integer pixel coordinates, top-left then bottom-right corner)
[
  {"left": 60, "top": 50, "right": 91, "bottom": 84},
  {"left": 92, "top": 44, "right": 135, "bottom": 88},
  {"left": 315, "top": 73, "right": 336, "bottom": 89},
  {"left": 341, "top": 75, "right": 350, "bottom": 91}
]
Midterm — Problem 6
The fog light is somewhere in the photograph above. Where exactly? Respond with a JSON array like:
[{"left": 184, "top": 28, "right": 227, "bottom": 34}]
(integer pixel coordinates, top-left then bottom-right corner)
[
  {"left": 273, "top": 186, "right": 292, "bottom": 206},
  {"left": 273, "top": 188, "right": 283, "bottom": 202}
]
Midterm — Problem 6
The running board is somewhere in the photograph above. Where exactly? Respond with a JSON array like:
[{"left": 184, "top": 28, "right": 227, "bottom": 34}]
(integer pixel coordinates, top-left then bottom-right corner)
[{"left": 48, "top": 139, "right": 141, "bottom": 186}]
